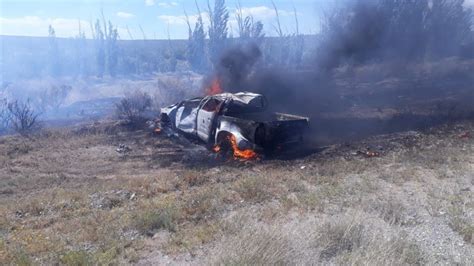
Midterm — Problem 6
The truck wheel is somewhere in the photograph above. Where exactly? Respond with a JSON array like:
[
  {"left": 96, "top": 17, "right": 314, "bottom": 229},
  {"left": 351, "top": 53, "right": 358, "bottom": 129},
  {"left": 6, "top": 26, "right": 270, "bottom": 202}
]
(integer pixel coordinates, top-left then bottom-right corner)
[
  {"left": 160, "top": 114, "right": 174, "bottom": 130},
  {"left": 214, "top": 132, "right": 233, "bottom": 157}
]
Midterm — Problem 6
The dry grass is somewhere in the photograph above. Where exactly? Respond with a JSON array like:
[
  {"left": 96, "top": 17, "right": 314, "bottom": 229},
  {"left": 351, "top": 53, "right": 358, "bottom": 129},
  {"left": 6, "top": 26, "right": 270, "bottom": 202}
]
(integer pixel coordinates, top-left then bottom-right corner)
[
  {"left": 212, "top": 224, "right": 297, "bottom": 265},
  {"left": 234, "top": 174, "right": 276, "bottom": 203},
  {"left": 211, "top": 211, "right": 426, "bottom": 265},
  {"left": 313, "top": 214, "right": 425, "bottom": 265},
  {"left": 447, "top": 195, "right": 474, "bottom": 244},
  {"left": 0, "top": 120, "right": 473, "bottom": 264},
  {"left": 134, "top": 208, "right": 176, "bottom": 236},
  {"left": 182, "top": 186, "right": 226, "bottom": 223}
]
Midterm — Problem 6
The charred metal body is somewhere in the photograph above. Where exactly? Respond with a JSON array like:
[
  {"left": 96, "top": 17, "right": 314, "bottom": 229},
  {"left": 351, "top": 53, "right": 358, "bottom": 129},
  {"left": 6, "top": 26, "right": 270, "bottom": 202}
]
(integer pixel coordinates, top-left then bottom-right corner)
[{"left": 160, "top": 92, "right": 309, "bottom": 154}]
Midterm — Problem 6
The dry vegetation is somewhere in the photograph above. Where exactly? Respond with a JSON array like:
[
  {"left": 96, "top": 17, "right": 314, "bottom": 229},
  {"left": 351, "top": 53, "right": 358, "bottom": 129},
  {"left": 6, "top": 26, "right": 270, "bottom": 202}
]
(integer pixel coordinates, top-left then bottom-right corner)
[{"left": 0, "top": 120, "right": 473, "bottom": 265}]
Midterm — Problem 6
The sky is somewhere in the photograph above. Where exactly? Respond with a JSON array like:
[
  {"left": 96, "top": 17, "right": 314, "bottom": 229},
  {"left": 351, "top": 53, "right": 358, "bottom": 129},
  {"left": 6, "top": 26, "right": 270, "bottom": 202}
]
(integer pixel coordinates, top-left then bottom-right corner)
[
  {"left": 0, "top": 0, "right": 339, "bottom": 40},
  {"left": 1, "top": 0, "right": 473, "bottom": 40}
]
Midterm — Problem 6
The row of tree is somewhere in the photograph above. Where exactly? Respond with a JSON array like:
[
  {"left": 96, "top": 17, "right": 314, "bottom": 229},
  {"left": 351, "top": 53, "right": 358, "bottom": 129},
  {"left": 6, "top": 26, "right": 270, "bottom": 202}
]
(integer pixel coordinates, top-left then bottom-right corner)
[
  {"left": 40, "top": 0, "right": 304, "bottom": 78},
  {"left": 186, "top": 0, "right": 306, "bottom": 73},
  {"left": 317, "top": 0, "right": 473, "bottom": 69},
  {"left": 10, "top": 0, "right": 474, "bottom": 80},
  {"left": 47, "top": 11, "right": 119, "bottom": 78}
]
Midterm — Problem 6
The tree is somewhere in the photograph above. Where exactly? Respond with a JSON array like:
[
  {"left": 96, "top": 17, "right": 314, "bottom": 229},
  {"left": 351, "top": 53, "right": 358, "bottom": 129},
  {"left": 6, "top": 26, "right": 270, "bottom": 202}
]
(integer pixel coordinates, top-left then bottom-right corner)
[
  {"left": 160, "top": 25, "right": 178, "bottom": 72},
  {"left": 291, "top": 5, "right": 304, "bottom": 68},
  {"left": 235, "top": 2, "right": 264, "bottom": 44},
  {"left": 268, "top": 0, "right": 292, "bottom": 66},
  {"left": 75, "top": 20, "right": 88, "bottom": 77},
  {"left": 93, "top": 19, "right": 106, "bottom": 78},
  {"left": 0, "top": 98, "right": 10, "bottom": 133},
  {"left": 382, "top": 0, "right": 430, "bottom": 60},
  {"left": 316, "top": 0, "right": 473, "bottom": 69},
  {"left": 93, "top": 10, "right": 120, "bottom": 77},
  {"left": 208, "top": 0, "right": 229, "bottom": 68},
  {"left": 48, "top": 25, "right": 60, "bottom": 77},
  {"left": 316, "top": 0, "right": 426, "bottom": 68},
  {"left": 106, "top": 20, "right": 119, "bottom": 77},
  {"left": 186, "top": 2, "right": 208, "bottom": 72},
  {"left": 426, "top": 0, "right": 472, "bottom": 58}
]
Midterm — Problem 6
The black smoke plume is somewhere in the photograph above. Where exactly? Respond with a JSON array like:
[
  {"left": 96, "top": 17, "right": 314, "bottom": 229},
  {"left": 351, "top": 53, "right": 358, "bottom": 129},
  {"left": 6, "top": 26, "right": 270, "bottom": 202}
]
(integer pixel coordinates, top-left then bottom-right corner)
[
  {"left": 209, "top": 0, "right": 474, "bottom": 144},
  {"left": 213, "top": 43, "right": 262, "bottom": 92}
]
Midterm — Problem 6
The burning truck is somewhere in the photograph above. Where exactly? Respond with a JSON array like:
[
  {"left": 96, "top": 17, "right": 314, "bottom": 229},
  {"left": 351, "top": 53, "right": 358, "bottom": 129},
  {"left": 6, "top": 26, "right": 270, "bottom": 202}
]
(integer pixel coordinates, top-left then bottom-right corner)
[{"left": 160, "top": 92, "right": 309, "bottom": 159}]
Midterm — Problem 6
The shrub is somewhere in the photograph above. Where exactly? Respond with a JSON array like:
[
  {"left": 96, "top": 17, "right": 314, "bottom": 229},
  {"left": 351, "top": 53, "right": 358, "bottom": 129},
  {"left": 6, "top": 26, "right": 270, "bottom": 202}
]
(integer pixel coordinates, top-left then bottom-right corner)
[
  {"left": 38, "top": 84, "right": 72, "bottom": 111},
  {"left": 235, "top": 175, "right": 273, "bottom": 203},
  {"left": 13, "top": 252, "right": 31, "bottom": 266},
  {"left": 154, "top": 77, "right": 187, "bottom": 108},
  {"left": 7, "top": 100, "right": 40, "bottom": 135},
  {"left": 183, "top": 187, "right": 224, "bottom": 222},
  {"left": 447, "top": 198, "right": 474, "bottom": 244},
  {"left": 115, "top": 90, "right": 152, "bottom": 126},
  {"left": 60, "top": 250, "right": 92, "bottom": 266},
  {"left": 134, "top": 208, "right": 176, "bottom": 236},
  {"left": 450, "top": 217, "right": 474, "bottom": 244}
]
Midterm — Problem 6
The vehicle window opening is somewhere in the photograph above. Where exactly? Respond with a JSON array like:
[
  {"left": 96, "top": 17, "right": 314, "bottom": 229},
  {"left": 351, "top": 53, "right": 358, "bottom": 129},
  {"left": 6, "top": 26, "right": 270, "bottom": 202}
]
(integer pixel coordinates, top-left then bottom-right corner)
[
  {"left": 202, "top": 98, "right": 222, "bottom": 112},
  {"left": 180, "top": 99, "right": 200, "bottom": 119}
]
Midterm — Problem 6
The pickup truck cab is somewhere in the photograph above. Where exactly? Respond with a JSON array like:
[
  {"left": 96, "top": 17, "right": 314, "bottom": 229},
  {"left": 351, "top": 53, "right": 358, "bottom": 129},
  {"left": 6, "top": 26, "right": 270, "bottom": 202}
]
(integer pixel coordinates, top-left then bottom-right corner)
[{"left": 160, "top": 92, "right": 309, "bottom": 154}]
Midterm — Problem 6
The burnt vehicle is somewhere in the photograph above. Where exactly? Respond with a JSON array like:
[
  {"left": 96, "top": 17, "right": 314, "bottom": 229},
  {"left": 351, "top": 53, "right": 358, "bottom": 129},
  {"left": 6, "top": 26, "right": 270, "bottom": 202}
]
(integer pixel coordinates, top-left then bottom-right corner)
[{"left": 160, "top": 92, "right": 309, "bottom": 157}]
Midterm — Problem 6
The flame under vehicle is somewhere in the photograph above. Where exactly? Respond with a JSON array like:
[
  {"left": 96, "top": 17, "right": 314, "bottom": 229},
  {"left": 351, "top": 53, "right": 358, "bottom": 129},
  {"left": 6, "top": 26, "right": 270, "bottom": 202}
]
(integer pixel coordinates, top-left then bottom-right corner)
[{"left": 160, "top": 92, "right": 309, "bottom": 158}]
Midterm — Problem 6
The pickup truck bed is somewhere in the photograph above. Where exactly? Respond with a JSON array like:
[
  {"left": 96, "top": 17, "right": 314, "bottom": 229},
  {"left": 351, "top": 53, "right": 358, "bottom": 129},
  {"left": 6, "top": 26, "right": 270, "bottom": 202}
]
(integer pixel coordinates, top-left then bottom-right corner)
[
  {"left": 227, "top": 112, "right": 306, "bottom": 122},
  {"left": 218, "top": 111, "right": 309, "bottom": 152}
]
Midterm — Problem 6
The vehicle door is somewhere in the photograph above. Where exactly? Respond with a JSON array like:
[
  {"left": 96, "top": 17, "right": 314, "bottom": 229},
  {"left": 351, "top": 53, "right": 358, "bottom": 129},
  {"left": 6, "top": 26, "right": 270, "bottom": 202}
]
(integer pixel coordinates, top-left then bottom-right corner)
[
  {"left": 175, "top": 98, "right": 201, "bottom": 135},
  {"left": 197, "top": 97, "right": 223, "bottom": 143}
]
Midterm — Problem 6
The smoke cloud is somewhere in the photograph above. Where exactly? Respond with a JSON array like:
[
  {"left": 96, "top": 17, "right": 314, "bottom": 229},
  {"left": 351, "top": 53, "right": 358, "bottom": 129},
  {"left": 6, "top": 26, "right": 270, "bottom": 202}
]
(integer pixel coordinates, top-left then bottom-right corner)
[
  {"left": 211, "top": 43, "right": 262, "bottom": 92},
  {"left": 210, "top": 0, "right": 474, "bottom": 143}
]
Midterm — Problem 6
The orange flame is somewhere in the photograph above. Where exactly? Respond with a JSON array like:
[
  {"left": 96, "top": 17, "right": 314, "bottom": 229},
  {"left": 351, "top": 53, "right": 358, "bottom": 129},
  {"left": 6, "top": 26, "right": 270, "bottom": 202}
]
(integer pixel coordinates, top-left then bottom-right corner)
[
  {"left": 364, "top": 150, "right": 379, "bottom": 157},
  {"left": 211, "top": 135, "right": 258, "bottom": 160},
  {"left": 212, "top": 145, "right": 221, "bottom": 153},
  {"left": 228, "top": 135, "right": 258, "bottom": 160},
  {"left": 206, "top": 78, "right": 223, "bottom": 95}
]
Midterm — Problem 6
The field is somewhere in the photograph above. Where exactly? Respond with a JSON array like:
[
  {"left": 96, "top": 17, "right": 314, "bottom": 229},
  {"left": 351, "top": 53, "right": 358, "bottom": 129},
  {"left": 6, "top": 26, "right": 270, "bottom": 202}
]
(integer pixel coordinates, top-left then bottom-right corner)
[
  {"left": 0, "top": 118, "right": 473, "bottom": 264},
  {"left": 2, "top": 2, "right": 474, "bottom": 263}
]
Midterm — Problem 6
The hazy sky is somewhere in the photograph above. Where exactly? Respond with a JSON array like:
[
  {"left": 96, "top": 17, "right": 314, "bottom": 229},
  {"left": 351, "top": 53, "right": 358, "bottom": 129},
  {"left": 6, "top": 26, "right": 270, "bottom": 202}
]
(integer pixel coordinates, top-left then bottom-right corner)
[
  {"left": 0, "top": 0, "right": 342, "bottom": 40},
  {"left": 2, "top": 0, "right": 473, "bottom": 40}
]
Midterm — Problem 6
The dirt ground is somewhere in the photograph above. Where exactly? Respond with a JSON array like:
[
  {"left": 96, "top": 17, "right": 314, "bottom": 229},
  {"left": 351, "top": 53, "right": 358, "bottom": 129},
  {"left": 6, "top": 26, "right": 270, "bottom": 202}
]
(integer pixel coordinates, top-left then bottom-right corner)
[{"left": 0, "top": 119, "right": 473, "bottom": 265}]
